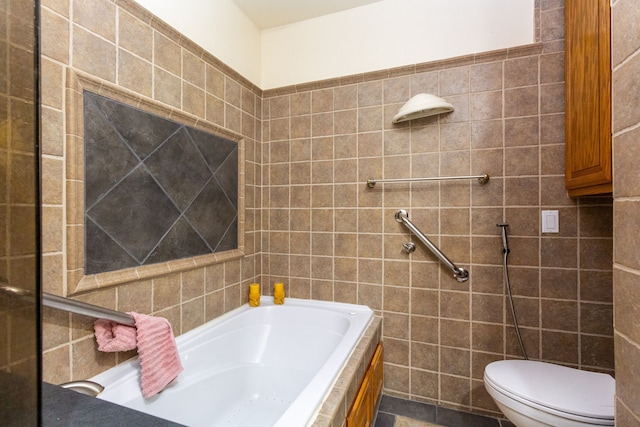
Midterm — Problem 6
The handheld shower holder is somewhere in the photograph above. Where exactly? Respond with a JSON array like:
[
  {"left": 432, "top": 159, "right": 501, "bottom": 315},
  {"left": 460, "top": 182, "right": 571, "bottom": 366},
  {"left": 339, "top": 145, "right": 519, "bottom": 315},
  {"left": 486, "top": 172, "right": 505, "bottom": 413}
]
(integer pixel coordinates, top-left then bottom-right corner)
[{"left": 497, "top": 223, "right": 510, "bottom": 254}]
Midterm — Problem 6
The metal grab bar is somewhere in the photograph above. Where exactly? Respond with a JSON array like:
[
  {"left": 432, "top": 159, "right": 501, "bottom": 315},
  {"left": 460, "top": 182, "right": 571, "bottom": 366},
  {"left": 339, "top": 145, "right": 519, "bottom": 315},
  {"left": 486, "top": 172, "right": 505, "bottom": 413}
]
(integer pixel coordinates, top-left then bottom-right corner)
[
  {"left": 367, "top": 174, "right": 489, "bottom": 188},
  {"left": 0, "top": 285, "right": 135, "bottom": 326},
  {"left": 395, "top": 210, "right": 469, "bottom": 283}
]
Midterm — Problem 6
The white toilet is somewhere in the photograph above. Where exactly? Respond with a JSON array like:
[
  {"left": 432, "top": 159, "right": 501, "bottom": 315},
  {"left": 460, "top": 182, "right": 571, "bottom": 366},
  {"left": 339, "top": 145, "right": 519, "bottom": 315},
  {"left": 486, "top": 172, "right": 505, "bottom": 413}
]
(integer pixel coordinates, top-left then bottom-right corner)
[{"left": 484, "top": 360, "right": 615, "bottom": 427}]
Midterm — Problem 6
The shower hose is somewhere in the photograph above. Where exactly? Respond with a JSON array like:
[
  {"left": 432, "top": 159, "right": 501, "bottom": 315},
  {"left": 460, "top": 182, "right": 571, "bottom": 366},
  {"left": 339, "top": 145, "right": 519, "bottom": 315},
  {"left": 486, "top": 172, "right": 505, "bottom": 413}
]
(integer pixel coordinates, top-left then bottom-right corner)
[{"left": 497, "top": 223, "right": 528, "bottom": 360}]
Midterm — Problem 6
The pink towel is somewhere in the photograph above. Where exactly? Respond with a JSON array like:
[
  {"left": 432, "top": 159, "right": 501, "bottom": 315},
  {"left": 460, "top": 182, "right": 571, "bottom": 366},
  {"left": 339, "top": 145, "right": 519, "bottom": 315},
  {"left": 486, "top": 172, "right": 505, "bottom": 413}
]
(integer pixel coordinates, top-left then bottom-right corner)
[
  {"left": 94, "top": 319, "right": 137, "bottom": 352},
  {"left": 94, "top": 312, "right": 183, "bottom": 398}
]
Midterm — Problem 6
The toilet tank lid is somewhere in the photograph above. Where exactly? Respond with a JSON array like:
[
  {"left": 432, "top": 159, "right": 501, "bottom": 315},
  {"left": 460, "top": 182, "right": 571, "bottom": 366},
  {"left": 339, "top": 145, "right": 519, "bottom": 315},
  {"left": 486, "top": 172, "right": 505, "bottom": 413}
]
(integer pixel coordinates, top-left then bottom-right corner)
[{"left": 484, "top": 360, "right": 615, "bottom": 420}]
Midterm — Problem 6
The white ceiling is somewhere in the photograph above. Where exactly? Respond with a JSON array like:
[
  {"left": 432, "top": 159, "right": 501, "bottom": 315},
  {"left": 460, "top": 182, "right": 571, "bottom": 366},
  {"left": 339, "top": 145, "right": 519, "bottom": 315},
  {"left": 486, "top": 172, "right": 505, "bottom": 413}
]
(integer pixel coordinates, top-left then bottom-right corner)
[{"left": 231, "top": 0, "right": 385, "bottom": 29}]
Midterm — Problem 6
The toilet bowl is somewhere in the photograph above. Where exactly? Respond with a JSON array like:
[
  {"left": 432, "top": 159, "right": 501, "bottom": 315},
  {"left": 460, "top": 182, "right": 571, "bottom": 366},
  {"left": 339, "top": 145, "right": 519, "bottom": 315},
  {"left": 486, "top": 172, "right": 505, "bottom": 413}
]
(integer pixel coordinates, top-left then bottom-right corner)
[{"left": 484, "top": 360, "right": 615, "bottom": 427}]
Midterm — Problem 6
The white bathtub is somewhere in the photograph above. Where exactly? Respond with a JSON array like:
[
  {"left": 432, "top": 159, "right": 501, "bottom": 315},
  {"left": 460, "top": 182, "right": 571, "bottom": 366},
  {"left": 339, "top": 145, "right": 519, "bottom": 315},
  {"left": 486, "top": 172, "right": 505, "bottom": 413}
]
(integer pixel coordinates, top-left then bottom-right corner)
[{"left": 90, "top": 297, "right": 374, "bottom": 427}]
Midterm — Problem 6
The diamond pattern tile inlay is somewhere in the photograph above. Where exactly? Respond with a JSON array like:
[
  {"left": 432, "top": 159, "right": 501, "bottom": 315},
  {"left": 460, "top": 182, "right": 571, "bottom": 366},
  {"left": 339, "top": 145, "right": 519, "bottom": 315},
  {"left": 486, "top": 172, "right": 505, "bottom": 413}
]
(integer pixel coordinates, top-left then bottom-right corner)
[
  {"left": 97, "top": 93, "right": 182, "bottom": 160},
  {"left": 84, "top": 94, "right": 140, "bottom": 208},
  {"left": 86, "top": 165, "right": 181, "bottom": 263},
  {"left": 144, "top": 127, "right": 212, "bottom": 211},
  {"left": 84, "top": 92, "right": 239, "bottom": 274},
  {"left": 185, "top": 180, "right": 237, "bottom": 251}
]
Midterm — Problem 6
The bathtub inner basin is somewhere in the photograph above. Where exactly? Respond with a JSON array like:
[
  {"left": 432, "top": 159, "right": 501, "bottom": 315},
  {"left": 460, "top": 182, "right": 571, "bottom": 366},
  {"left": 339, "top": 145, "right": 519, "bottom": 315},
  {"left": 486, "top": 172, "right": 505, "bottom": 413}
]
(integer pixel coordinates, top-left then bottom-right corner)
[{"left": 90, "top": 297, "right": 373, "bottom": 427}]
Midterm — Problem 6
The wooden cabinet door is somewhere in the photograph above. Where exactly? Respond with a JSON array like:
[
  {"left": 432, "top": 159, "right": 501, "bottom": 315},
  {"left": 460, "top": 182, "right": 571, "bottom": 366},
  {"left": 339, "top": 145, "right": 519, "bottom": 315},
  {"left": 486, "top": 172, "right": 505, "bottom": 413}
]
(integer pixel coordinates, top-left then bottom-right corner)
[
  {"left": 347, "top": 342, "right": 384, "bottom": 427},
  {"left": 370, "top": 344, "right": 383, "bottom": 407},
  {"left": 564, "top": 0, "right": 611, "bottom": 197},
  {"left": 347, "top": 372, "right": 372, "bottom": 427}
]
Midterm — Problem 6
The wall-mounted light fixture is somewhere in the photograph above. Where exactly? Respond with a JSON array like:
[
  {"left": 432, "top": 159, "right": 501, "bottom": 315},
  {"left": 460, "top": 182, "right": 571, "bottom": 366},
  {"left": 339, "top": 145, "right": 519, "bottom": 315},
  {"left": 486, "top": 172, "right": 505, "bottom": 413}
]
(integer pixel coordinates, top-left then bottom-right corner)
[{"left": 392, "top": 93, "right": 454, "bottom": 123}]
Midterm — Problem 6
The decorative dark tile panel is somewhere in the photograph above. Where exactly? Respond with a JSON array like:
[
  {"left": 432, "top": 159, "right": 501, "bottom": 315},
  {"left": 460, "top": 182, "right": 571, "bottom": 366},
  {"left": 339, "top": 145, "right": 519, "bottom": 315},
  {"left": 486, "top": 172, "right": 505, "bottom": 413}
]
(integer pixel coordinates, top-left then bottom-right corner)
[
  {"left": 184, "top": 179, "right": 237, "bottom": 250},
  {"left": 215, "top": 147, "right": 239, "bottom": 210},
  {"left": 216, "top": 220, "right": 238, "bottom": 253},
  {"left": 84, "top": 95, "right": 140, "bottom": 208},
  {"left": 145, "top": 217, "right": 211, "bottom": 266},
  {"left": 85, "top": 218, "right": 139, "bottom": 273},
  {"left": 144, "top": 128, "right": 212, "bottom": 211},
  {"left": 188, "top": 127, "right": 237, "bottom": 171},
  {"left": 96, "top": 93, "right": 181, "bottom": 160},
  {"left": 86, "top": 165, "right": 181, "bottom": 264},
  {"left": 84, "top": 91, "right": 239, "bottom": 275}
]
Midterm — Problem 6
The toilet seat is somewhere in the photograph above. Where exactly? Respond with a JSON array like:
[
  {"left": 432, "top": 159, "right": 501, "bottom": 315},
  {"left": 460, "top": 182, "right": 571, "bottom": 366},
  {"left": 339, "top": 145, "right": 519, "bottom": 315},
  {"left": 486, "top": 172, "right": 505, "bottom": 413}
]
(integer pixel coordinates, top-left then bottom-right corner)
[{"left": 484, "top": 360, "right": 614, "bottom": 424}]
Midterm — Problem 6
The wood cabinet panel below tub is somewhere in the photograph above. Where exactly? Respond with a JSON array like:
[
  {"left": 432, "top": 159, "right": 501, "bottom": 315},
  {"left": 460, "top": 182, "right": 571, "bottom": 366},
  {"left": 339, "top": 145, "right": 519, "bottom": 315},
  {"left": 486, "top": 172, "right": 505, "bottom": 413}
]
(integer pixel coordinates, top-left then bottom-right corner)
[{"left": 347, "top": 342, "right": 383, "bottom": 427}]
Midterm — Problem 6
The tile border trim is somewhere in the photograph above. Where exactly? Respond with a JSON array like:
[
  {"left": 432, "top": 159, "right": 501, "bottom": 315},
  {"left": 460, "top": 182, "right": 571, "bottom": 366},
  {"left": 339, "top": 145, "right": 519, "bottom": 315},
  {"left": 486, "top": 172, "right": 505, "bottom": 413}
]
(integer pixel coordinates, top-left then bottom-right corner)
[
  {"left": 263, "top": 44, "right": 544, "bottom": 98},
  {"left": 65, "top": 69, "right": 246, "bottom": 295}
]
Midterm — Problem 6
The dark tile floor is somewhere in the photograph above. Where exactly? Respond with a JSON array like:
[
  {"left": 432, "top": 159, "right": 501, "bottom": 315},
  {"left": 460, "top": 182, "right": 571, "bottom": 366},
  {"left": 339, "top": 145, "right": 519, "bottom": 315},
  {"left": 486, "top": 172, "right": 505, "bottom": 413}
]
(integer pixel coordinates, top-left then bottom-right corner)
[{"left": 374, "top": 395, "right": 516, "bottom": 427}]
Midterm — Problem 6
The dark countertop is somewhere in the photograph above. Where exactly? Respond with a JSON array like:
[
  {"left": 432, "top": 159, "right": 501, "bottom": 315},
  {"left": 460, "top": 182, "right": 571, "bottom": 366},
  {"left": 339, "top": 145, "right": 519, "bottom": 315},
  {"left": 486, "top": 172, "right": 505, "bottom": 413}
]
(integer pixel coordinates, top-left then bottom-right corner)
[{"left": 43, "top": 382, "right": 184, "bottom": 426}]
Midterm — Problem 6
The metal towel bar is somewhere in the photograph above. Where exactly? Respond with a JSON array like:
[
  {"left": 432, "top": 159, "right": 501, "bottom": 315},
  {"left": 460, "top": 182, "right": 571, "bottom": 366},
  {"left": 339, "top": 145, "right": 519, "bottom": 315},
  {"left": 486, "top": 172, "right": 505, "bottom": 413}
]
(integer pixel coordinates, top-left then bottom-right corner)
[
  {"left": 367, "top": 174, "right": 489, "bottom": 188},
  {"left": 43, "top": 292, "right": 135, "bottom": 326},
  {"left": 0, "top": 284, "right": 135, "bottom": 326},
  {"left": 395, "top": 210, "right": 469, "bottom": 282}
]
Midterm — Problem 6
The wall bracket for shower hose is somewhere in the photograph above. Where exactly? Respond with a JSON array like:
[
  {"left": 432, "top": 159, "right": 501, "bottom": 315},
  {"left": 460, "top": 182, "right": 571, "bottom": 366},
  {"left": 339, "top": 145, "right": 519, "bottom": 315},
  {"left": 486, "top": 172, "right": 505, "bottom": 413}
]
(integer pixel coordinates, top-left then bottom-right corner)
[{"left": 395, "top": 210, "right": 469, "bottom": 282}]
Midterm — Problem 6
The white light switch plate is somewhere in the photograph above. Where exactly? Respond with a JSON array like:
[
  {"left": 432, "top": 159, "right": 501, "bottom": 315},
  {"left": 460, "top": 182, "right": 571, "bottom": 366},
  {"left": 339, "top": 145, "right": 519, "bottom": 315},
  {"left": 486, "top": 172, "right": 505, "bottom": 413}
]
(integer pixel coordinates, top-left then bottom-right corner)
[{"left": 541, "top": 210, "right": 559, "bottom": 233}]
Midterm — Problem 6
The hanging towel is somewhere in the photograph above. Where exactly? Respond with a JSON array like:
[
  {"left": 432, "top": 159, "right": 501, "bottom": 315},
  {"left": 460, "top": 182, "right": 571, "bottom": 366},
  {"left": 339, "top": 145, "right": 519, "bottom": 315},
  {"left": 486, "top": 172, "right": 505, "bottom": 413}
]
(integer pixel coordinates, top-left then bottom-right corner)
[
  {"left": 94, "top": 319, "right": 137, "bottom": 352},
  {"left": 130, "top": 312, "right": 183, "bottom": 398},
  {"left": 94, "top": 313, "right": 183, "bottom": 398}
]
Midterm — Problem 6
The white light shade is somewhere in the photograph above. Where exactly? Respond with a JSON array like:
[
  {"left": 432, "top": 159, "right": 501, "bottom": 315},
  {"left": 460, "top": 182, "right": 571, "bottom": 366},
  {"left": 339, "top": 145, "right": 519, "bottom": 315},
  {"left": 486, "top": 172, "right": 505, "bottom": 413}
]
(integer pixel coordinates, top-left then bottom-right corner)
[{"left": 392, "top": 93, "right": 454, "bottom": 123}]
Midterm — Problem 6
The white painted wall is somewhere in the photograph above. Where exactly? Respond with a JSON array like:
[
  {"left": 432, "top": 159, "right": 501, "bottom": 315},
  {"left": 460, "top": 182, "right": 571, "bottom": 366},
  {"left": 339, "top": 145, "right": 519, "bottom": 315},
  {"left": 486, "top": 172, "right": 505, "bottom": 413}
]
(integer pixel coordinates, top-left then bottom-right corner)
[
  {"left": 134, "top": 0, "right": 535, "bottom": 90},
  {"left": 133, "top": 0, "right": 262, "bottom": 86},
  {"left": 261, "top": 0, "right": 535, "bottom": 89}
]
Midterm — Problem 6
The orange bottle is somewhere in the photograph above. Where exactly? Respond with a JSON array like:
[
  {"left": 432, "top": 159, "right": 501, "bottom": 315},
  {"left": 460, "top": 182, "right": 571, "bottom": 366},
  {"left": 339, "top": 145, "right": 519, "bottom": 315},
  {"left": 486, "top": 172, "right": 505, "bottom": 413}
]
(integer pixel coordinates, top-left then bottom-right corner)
[
  {"left": 273, "top": 283, "right": 285, "bottom": 305},
  {"left": 249, "top": 283, "right": 260, "bottom": 307}
]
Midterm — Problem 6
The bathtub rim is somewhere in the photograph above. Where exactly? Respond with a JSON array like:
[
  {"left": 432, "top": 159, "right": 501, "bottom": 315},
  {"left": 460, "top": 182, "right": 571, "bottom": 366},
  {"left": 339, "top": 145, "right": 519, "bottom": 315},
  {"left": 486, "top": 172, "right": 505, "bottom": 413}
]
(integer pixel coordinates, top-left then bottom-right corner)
[
  {"left": 312, "top": 315, "right": 383, "bottom": 426},
  {"left": 90, "top": 296, "right": 377, "bottom": 427}
]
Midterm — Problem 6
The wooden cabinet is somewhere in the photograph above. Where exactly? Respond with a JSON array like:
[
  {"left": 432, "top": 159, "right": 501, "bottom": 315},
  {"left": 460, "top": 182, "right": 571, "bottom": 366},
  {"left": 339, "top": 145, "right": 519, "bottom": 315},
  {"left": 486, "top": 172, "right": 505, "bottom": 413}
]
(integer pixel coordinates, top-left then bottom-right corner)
[
  {"left": 370, "top": 343, "right": 383, "bottom": 403},
  {"left": 347, "top": 343, "right": 383, "bottom": 427},
  {"left": 564, "top": 0, "right": 612, "bottom": 197},
  {"left": 347, "top": 369, "right": 372, "bottom": 427}
]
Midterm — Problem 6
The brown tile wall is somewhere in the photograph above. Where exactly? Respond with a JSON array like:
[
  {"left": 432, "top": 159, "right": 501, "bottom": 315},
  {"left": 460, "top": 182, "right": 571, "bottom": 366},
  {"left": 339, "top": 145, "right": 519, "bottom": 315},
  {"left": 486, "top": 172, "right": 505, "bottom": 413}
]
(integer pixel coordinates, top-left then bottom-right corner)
[
  {"left": 38, "top": 0, "right": 618, "bottom": 421},
  {"left": 1, "top": 0, "right": 39, "bottom": 377},
  {"left": 261, "top": 0, "right": 614, "bottom": 417},
  {"left": 40, "top": 0, "right": 262, "bottom": 384},
  {"left": 612, "top": 0, "right": 640, "bottom": 423}
]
